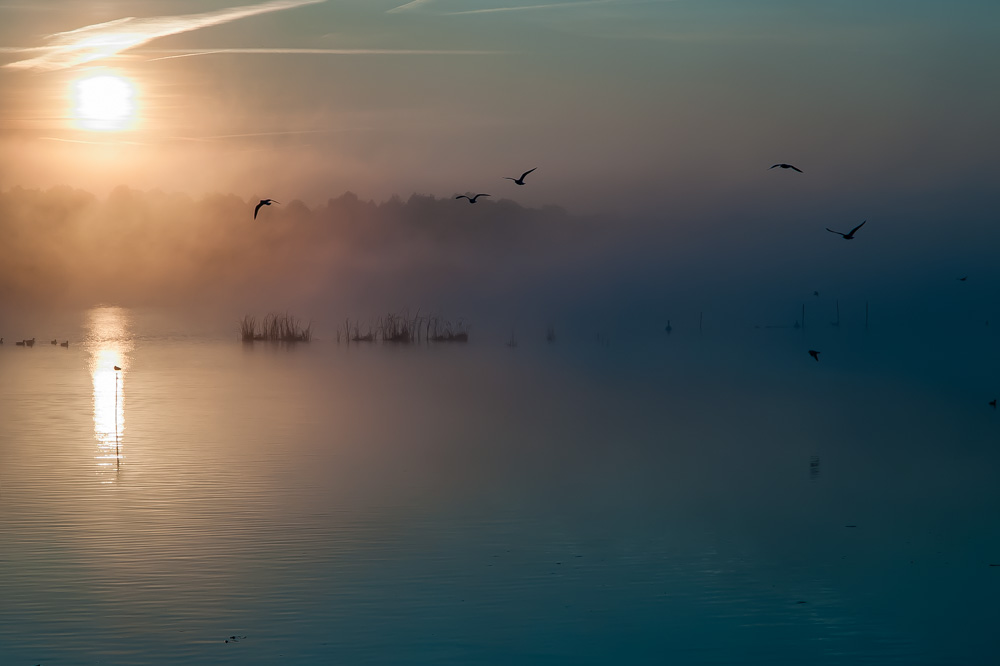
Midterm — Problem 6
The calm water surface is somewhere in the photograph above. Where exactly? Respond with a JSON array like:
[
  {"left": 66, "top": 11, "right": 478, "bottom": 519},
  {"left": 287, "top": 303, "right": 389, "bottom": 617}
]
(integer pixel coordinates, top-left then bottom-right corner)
[{"left": 1, "top": 307, "right": 999, "bottom": 664}]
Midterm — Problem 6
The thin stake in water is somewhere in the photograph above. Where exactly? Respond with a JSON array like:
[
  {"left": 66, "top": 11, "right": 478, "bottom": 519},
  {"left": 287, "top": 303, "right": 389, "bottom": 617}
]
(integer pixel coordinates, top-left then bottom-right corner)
[{"left": 114, "top": 365, "right": 121, "bottom": 467}]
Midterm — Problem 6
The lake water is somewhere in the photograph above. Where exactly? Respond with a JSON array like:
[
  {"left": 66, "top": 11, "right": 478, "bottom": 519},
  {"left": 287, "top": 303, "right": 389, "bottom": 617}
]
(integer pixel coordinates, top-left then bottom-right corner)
[{"left": 1, "top": 306, "right": 999, "bottom": 664}]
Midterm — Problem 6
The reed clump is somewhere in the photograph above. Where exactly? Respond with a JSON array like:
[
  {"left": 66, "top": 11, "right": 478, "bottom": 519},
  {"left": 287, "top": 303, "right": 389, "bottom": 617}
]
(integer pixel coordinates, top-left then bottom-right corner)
[
  {"left": 345, "top": 318, "right": 376, "bottom": 343},
  {"left": 240, "top": 313, "right": 312, "bottom": 342},
  {"left": 379, "top": 311, "right": 423, "bottom": 343},
  {"left": 337, "top": 311, "right": 469, "bottom": 344},
  {"left": 426, "top": 316, "right": 469, "bottom": 343}
]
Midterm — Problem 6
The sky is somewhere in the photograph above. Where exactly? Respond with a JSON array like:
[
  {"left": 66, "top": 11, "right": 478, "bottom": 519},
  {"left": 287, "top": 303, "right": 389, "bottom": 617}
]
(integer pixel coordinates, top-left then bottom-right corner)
[
  {"left": 1, "top": 0, "right": 997, "bottom": 213},
  {"left": 4, "top": 7, "right": 1000, "bottom": 662},
  {"left": 1, "top": 0, "right": 999, "bottom": 321}
]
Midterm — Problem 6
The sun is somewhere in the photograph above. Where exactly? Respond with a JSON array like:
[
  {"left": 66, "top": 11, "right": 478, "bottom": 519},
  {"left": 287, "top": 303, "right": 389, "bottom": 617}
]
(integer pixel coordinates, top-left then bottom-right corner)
[{"left": 72, "top": 74, "right": 137, "bottom": 131}]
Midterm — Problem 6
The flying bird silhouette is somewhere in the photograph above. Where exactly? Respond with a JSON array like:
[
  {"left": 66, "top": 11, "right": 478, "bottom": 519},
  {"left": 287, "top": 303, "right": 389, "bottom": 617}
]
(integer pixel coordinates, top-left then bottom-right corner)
[
  {"left": 770, "top": 163, "right": 803, "bottom": 173},
  {"left": 456, "top": 194, "right": 490, "bottom": 203},
  {"left": 503, "top": 167, "right": 537, "bottom": 185},
  {"left": 254, "top": 198, "right": 280, "bottom": 219},
  {"left": 826, "top": 220, "right": 866, "bottom": 240},
  {"left": 808, "top": 350, "right": 820, "bottom": 362}
]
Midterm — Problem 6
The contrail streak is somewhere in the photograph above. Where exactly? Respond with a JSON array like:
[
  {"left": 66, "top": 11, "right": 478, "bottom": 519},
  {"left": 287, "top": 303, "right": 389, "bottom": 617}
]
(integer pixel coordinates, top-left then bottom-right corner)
[
  {"left": 4, "top": 0, "right": 326, "bottom": 71},
  {"left": 386, "top": 0, "right": 437, "bottom": 14},
  {"left": 144, "top": 47, "right": 502, "bottom": 62},
  {"left": 447, "top": 0, "right": 615, "bottom": 15},
  {"left": 168, "top": 129, "right": 332, "bottom": 142},
  {"left": 40, "top": 136, "right": 148, "bottom": 146}
]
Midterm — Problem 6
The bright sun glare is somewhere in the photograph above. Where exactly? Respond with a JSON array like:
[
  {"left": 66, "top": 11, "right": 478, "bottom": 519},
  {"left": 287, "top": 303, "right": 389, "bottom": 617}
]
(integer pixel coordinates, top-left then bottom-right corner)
[{"left": 72, "top": 74, "right": 136, "bottom": 131}]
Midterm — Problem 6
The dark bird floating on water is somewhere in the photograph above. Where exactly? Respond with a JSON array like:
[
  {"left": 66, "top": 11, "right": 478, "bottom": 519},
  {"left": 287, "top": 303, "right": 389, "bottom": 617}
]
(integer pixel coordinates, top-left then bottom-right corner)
[
  {"left": 456, "top": 194, "right": 490, "bottom": 203},
  {"left": 665, "top": 320, "right": 672, "bottom": 334},
  {"left": 60, "top": 341, "right": 68, "bottom": 347},
  {"left": 958, "top": 276, "right": 968, "bottom": 282},
  {"left": 808, "top": 350, "right": 820, "bottom": 361},
  {"left": 50, "top": 339, "right": 57, "bottom": 345},
  {"left": 114, "top": 365, "right": 121, "bottom": 371},
  {"left": 770, "top": 163, "right": 802, "bottom": 173},
  {"left": 826, "top": 220, "right": 866, "bottom": 240},
  {"left": 253, "top": 198, "right": 279, "bottom": 219},
  {"left": 504, "top": 167, "right": 537, "bottom": 185},
  {"left": 990, "top": 399, "right": 996, "bottom": 409}
]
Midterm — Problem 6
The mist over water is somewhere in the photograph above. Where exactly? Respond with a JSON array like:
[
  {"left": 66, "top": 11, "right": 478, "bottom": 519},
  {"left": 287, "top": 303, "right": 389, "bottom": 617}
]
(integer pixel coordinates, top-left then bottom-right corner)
[
  {"left": 1, "top": 305, "right": 998, "bottom": 664},
  {"left": 3, "top": 184, "right": 999, "bottom": 340}
]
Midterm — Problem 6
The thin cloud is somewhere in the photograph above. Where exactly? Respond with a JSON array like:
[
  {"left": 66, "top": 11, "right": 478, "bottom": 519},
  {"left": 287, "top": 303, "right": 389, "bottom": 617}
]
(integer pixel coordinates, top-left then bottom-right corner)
[
  {"left": 40, "top": 136, "right": 148, "bottom": 146},
  {"left": 4, "top": 0, "right": 326, "bottom": 71},
  {"left": 447, "top": 0, "right": 615, "bottom": 15},
  {"left": 144, "top": 47, "right": 502, "bottom": 62},
  {"left": 168, "top": 129, "right": 332, "bottom": 142},
  {"left": 41, "top": 130, "right": 324, "bottom": 145}
]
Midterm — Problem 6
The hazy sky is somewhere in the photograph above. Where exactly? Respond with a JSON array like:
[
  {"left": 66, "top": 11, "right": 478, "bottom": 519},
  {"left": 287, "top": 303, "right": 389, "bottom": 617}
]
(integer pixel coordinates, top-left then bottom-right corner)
[{"left": 1, "top": 0, "right": 997, "bottom": 216}]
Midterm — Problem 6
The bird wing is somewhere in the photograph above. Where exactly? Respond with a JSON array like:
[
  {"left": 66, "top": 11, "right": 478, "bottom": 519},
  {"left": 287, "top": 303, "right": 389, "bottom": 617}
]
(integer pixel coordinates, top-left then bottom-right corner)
[
  {"left": 254, "top": 201, "right": 264, "bottom": 219},
  {"left": 503, "top": 177, "right": 516, "bottom": 181},
  {"left": 826, "top": 228, "right": 844, "bottom": 236},
  {"left": 455, "top": 195, "right": 469, "bottom": 200},
  {"left": 849, "top": 220, "right": 866, "bottom": 235},
  {"left": 790, "top": 165, "right": 803, "bottom": 173},
  {"left": 474, "top": 194, "right": 491, "bottom": 200},
  {"left": 769, "top": 164, "right": 780, "bottom": 169},
  {"left": 519, "top": 167, "right": 537, "bottom": 180}
]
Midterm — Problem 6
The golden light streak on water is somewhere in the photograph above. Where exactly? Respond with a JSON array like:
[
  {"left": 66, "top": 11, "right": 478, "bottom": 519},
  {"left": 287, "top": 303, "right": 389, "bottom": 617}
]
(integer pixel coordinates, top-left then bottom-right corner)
[{"left": 86, "top": 307, "right": 133, "bottom": 482}]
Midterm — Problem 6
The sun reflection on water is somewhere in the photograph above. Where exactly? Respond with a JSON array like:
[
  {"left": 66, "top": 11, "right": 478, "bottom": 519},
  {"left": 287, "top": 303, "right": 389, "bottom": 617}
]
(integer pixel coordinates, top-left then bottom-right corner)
[{"left": 87, "top": 307, "right": 133, "bottom": 482}]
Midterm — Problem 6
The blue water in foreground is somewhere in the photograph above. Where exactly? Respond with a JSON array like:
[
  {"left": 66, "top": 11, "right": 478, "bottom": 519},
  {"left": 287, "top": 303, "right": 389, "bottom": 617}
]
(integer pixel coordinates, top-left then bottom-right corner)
[{"left": 1, "top": 307, "right": 999, "bottom": 664}]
